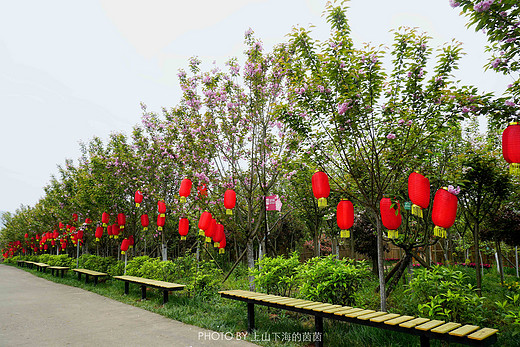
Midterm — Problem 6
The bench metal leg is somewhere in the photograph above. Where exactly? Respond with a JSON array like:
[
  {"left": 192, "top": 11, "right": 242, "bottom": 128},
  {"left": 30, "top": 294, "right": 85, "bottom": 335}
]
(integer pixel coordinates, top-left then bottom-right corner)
[
  {"left": 315, "top": 315, "right": 324, "bottom": 347},
  {"left": 94, "top": 276, "right": 98, "bottom": 286},
  {"left": 163, "top": 290, "right": 168, "bottom": 305},
  {"left": 141, "top": 285, "right": 147, "bottom": 300},
  {"left": 85, "top": 274, "right": 89, "bottom": 284},
  {"left": 60, "top": 270, "right": 65, "bottom": 278},
  {"left": 77, "top": 272, "right": 81, "bottom": 281},
  {"left": 247, "top": 302, "right": 255, "bottom": 333},
  {"left": 420, "top": 335, "right": 430, "bottom": 347},
  {"left": 124, "top": 282, "right": 129, "bottom": 295}
]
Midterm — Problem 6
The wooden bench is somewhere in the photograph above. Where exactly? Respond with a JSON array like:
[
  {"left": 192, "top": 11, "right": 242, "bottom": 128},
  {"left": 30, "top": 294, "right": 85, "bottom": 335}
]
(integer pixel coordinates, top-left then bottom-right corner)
[
  {"left": 113, "top": 275, "right": 185, "bottom": 305},
  {"left": 23, "top": 261, "right": 36, "bottom": 269},
  {"left": 72, "top": 269, "right": 108, "bottom": 285},
  {"left": 16, "top": 260, "right": 26, "bottom": 267},
  {"left": 48, "top": 266, "right": 69, "bottom": 278},
  {"left": 219, "top": 290, "right": 498, "bottom": 347},
  {"left": 33, "top": 262, "right": 50, "bottom": 273}
]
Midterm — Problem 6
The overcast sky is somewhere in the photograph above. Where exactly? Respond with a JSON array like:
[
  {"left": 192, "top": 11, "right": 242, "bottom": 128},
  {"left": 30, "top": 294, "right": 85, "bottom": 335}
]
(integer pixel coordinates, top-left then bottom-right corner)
[{"left": 0, "top": 0, "right": 511, "bottom": 213}]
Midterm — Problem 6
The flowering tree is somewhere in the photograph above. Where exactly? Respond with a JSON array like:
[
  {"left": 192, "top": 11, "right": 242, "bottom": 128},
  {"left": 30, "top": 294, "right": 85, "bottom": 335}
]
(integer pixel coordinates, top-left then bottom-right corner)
[
  {"left": 449, "top": 0, "right": 520, "bottom": 123},
  {"left": 283, "top": 2, "right": 489, "bottom": 310}
]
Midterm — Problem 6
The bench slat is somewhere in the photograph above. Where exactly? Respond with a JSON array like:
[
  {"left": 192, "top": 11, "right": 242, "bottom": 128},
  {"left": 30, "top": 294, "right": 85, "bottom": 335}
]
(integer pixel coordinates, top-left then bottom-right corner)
[
  {"left": 399, "top": 317, "right": 430, "bottom": 329},
  {"left": 467, "top": 328, "right": 498, "bottom": 341},
  {"left": 310, "top": 304, "right": 341, "bottom": 312},
  {"left": 448, "top": 325, "right": 480, "bottom": 337},
  {"left": 384, "top": 315, "right": 414, "bottom": 326},
  {"left": 335, "top": 308, "right": 363, "bottom": 316},
  {"left": 293, "top": 301, "right": 324, "bottom": 309},
  {"left": 322, "top": 306, "right": 352, "bottom": 314},
  {"left": 114, "top": 275, "right": 184, "bottom": 289},
  {"left": 357, "top": 311, "right": 387, "bottom": 321},
  {"left": 345, "top": 309, "right": 375, "bottom": 318},
  {"left": 415, "top": 320, "right": 445, "bottom": 331},
  {"left": 370, "top": 313, "right": 400, "bottom": 323},
  {"left": 431, "top": 322, "right": 461, "bottom": 334}
]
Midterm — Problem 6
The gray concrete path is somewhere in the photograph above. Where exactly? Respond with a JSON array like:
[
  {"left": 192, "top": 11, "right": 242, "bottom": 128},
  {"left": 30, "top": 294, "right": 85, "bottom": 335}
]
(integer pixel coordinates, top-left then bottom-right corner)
[{"left": 0, "top": 264, "right": 257, "bottom": 347}]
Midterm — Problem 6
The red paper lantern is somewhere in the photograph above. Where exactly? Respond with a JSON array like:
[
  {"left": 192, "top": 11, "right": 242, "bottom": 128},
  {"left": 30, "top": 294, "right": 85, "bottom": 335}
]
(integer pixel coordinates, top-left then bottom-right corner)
[
  {"left": 179, "top": 178, "right": 192, "bottom": 203},
  {"left": 59, "top": 222, "right": 64, "bottom": 230},
  {"left": 336, "top": 200, "right": 354, "bottom": 238},
  {"left": 408, "top": 172, "right": 430, "bottom": 217},
  {"left": 101, "top": 212, "right": 109, "bottom": 227},
  {"left": 120, "top": 238, "right": 129, "bottom": 255},
  {"left": 52, "top": 230, "right": 59, "bottom": 239},
  {"left": 218, "top": 235, "right": 226, "bottom": 254},
  {"left": 72, "top": 213, "right": 78, "bottom": 222},
  {"left": 380, "top": 198, "right": 402, "bottom": 239},
  {"left": 117, "top": 213, "right": 126, "bottom": 230},
  {"left": 77, "top": 230, "right": 84, "bottom": 240},
  {"left": 205, "top": 218, "right": 217, "bottom": 243},
  {"left": 213, "top": 223, "right": 224, "bottom": 248},
  {"left": 503, "top": 122, "right": 520, "bottom": 174},
  {"left": 111, "top": 223, "right": 120, "bottom": 239},
  {"left": 198, "top": 211, "right": 212, "bottom": 236},
  {"left": 179, "top": 218, "right": 189, "bottom": 240},
  {"left": 24, "top": 233, "right": 28, "bottom": 239},
  {"left": 95, "top": 226, "right": 103, "bottom": 241},
  {"left": 129, "top": 235, "right": 134, "bottom": 248},
  {"left": 135, "top": 190, "right": 143, "bottom": 207},
  {"left": 431, "top": 188, "right": 458, "bottom": 238},
  {"left": 224, "top": 189, "right": 236, "bottom": 215},
  {"left": 157, "top": 215, "right": 165, "bottom": 231},
  {"left": 141, "top": 214, "right": 149, "bottom": 231},
  {"left": 107, "top": 225, "right": 113, "bottom": 238},
  {"left": 158, "top": 200, "right": 166, "bottom": 217},
  {"left": 312, "top": 170, "right": 330, "bottom": 208}
]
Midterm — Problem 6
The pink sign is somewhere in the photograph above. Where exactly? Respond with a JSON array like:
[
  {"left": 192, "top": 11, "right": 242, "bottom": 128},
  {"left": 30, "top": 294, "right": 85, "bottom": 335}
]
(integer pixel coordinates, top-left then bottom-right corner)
[{"left": 266, "top": 195, "right": 282, "bottom": 211}]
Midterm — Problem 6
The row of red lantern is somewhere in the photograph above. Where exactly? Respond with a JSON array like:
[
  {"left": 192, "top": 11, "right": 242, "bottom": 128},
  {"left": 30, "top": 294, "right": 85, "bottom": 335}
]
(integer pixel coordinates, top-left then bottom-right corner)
[
  {"left": 331, "top": 171, "right": 458, "bottom": 240},
  {"left": 197, "top": 211, "right": 227, "bottom": 253}
]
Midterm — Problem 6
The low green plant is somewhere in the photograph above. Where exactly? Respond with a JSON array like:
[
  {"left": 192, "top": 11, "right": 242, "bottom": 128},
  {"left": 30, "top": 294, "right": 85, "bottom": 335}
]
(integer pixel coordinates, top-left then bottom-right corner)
[
  {"left": 298, "top": 255, "right": 370, "bottom": 306},
  {"left": 249, "top": 252, "right": 300, "bottom": 296}
]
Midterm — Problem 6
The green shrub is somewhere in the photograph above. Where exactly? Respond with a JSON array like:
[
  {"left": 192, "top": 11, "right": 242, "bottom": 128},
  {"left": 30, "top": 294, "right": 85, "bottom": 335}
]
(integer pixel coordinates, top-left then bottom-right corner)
[
  {"left": 125, "top": 256, "right": 152, "bottom": 277},
  {"left": 39, "top": 254, "right": 51, "bottom": 264},
  {"left": 406, "top": 265, "right": 484, "bottom": 324},
  {"left": 185, "top": 259, "right": 222, "bottom": 299},
  {"left": 249, "top": 252, "right": 300, "bottom": 296},
  {"left": 298, "top": 255, "right": 370, "bottom": 306},
  {"left": 46, "top": 255, "right": 74, "bottom": 267},
  {"left": 107, "top": 260, "right": 125, "bottom": 276}
]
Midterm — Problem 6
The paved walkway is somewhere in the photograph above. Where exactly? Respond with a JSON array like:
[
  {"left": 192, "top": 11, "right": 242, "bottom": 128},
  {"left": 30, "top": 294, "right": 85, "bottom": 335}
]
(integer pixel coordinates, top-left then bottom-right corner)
[{"left": 0, "top": 264, "right": 257, "bottom": 347}]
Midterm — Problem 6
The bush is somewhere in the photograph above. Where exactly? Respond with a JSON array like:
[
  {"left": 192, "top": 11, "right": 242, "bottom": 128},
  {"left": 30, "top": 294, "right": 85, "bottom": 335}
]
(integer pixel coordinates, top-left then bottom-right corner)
[
  {"left": 125, "top": 256, "right": 152, "bottom": 277},
  {"left": 249, "top": 252, "right": 300, "bottom": 296},
  {"left": 46, "top": 255, "right": 74, "bottom": 267},
  {"left": 107, "top": 261, "right": 125, "bottom": 276},
  {"left": 405, "top": 265, "right": 484, "bottom": 324},
  {"left": 298, "top": 255, "right": 370, "bottom": 306}
]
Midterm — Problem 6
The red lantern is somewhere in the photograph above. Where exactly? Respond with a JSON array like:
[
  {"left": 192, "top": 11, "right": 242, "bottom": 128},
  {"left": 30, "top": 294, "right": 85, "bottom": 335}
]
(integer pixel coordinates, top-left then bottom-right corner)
[
  {"left": 198, "top": 184, "right": 208, "bottom": 197},
  {"left": 158, "top": 200, "right": 166, "bottom": 217},
  {"left": 213, "top": 223, "right": 225, "bottom": 248},
  {"left": 77, "top": 230, "right": 84, "bottom": 240},
  {"left": 218, "top": 235, "right": 226, "bottom": 254},
  {"left": 198, "top": 211, "right": 212, "bottom": 236},
  {"left": 157, "top": 215, "right": 165, "bottom": 231},
  {"left": 432, "top": 188, "right": 458, "bottom": 238},
  {"left": 72, "top": 213, "right": 78, "bottom": 222},
  {"left": 52, "top": 230, "right": 59, "bottom": 239},
  {"left": 336, "top": 200, "right": 354, "bottom": 238},
  {"left": 141, "top": 214, "right": 149, "bottom": 231},
  {"left": 205, "top": 218, "right": 216, "bottom": 243},
  {"left": 179, "top": 178, "right": 192, "bottom": 203},
  {"left": 112, "top": 223, "right": 120, "bottom": 239},
  {"left": 408, "top": 172, "right": 430, "bottom": 217},
  {"left": 224, "top": 189, "right": 236, "bottom": 215},
  {"left": 179, "top": 218, "right": 189, "bottom": 240},
  {"left": 502, "top": 122, "right": 520, "bottom": 174},
  {"left": 24, "top": 233, "right": 28, "bottom": 239},
  {"left": 59, "top": 222, "right": 64, "bottom": 230},
  {"left": 312, "top": 170, "right": 330, "bottom": 208},
  {"left": 101, "top": 212, "right": 109, "bottom": 227},
  {"left": 107, "top": 225, "right": 113, "bottom": 238},
  {"left": 129, "top": 235, "right": 134, "bottom": 248},
  {"left": 95, "top": 226, "right": 103, "bottom": 241},
  {"left": 117, "top": 213, "right": 126, "bottom": 230},
  {"left": 380, "top": 198, "right": 402, "bottom": 239},
  {"left": 120, "top": 238, "right": 129, "bottom": 255},
  {"left": 135, "top": 190, "right": 143, "bottom": 207}
]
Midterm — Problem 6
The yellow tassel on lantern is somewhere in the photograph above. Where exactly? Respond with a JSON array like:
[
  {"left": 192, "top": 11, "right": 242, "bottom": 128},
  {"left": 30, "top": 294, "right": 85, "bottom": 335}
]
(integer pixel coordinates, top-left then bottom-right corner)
[
  {"left": 103, "top": 223, "right": 107, "bottom": 227},
  {"left": 120, "top": 225, "right": 125, "bottom": 230},
  {"left": 199, "top": 229, "right": 205, "bottom": 236},
  {"left": 114, "top": 235, "right": 119, "bottom": 239},
  {"left": 135, "top": 203, "right": 140, "bottom": 207},
  {"left": 219, "top": 248, "right": 225, "bottom": 254},
  {"left": 214, "top": 242, "right": 220, "bottom": 248},
  {"left": 434, "top": 226, "right": 447, "bottom": 238},
  {"left": 143, "top": 227, "right": 148, "bottom": 232},
  {"left": 411, "top": 204, "right": 423, "bottom": 218},
  {"left": 226, "top": 209, "right": 233, "bottom": 215},
  {"left": 340, "top": 229, "right": 350, "bottom": 238},
  {"left": 160, "top": 213, "right": 165, "bottom": 218},
  {"left": 121, "top": 251, "right": 125, "bottom": 255},
  {"left": 181, "top": 236, "right": 186, "bottom": 241},
  {"left": 180, "top": 196, "right": 186, "bottom": 203},
  {"left": 158, "top": 226, "right": 163, "bottom": 231},
  {"left": 388, "top": 230, "right": 398, "bottom": 239},
  {"left": 96, "top": 238, "right": 100, "bottom": 242},
  {"left": 510, "top": 163, "right": 520, "bottom": 175},
  {"left": 205, "top": 237, "right": 211, "bottom": 243},
  {"left": 318, "top": 197, "right": 327, "bottom": 208}
]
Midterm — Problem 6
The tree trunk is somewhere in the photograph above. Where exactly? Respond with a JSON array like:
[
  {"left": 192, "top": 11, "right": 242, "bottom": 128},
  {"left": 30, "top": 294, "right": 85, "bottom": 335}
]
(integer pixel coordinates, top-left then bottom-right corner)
[
  {"left": 247, "top": 238, "right": 255, "bottom": 291},
  {"left": 376, "top": 214, "right": 387, "bottom": 311},
  {"left": 473, "top": 223, "right": 482, "bottom": 296}
]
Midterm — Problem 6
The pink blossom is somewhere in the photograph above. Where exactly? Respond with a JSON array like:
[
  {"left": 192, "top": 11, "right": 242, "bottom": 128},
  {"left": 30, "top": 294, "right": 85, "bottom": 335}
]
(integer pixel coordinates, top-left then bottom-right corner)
[{"left": 386, "top": 133, "right": 396, "bottom": 139}]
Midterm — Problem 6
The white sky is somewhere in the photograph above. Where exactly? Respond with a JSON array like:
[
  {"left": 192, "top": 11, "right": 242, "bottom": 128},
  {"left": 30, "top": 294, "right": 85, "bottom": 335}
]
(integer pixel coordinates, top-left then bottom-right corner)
[{"left": 0, "top": 0, "right": 511, "bottom": 213}]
